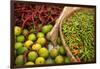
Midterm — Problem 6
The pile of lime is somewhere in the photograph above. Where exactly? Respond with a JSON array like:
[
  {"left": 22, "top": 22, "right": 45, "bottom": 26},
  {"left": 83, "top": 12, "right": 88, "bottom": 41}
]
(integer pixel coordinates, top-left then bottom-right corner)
[{"left": 14, "top": 24, "right": 70, "bottom": 66}]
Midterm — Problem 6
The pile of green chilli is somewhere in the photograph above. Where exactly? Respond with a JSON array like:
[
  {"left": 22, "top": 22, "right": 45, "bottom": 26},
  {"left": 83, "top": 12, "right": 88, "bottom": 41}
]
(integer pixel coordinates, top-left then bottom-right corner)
[{"left": 62, "top": 8, "right": 95, "bottom": 62}]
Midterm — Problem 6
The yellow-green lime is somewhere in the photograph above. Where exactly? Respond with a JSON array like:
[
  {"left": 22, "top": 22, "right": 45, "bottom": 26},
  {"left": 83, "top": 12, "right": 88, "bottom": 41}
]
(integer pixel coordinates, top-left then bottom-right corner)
[
  {"left": 37, "top": 32, "right": 44, "bottom": 38},
  {"left": 38, "top": 47, "right": 49, "bottom": 58},
  {"left": 37, "top": 37, "right": 46, "bottom": 46},
  {"left": 16, "top": 35, "right": 25, "bottom": 42},
  {"left": 25, "top": 62, "right": 34, "bottom": 65},
  {"left": 24, "top": 40, "right": 33, "bottom": 48},
  {"left": 28, "top": 51, "right": 38, "bottom": 61},
  {"left": 28, "top": 33, "right": 36, "bottom": 41},
  {"left": 14, "top": 26, "right": 21, "bottom": 36},
  {"left": 32, "top": 43, "right": 42, "bottom": 51},
  {"left": 15, "top": 55, "right": 24, "bottom": 65},
  {"left": 35, "top": 57, "right": 45, "bottom": 64}
]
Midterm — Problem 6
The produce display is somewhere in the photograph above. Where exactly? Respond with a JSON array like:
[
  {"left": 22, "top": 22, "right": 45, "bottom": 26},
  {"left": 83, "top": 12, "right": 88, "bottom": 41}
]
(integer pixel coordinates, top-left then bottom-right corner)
[
  {"left": 13, "top": 2, "right": 96, "bottom": 67},
  {"left": 62, "top": 8, "right": 95, "bottom": 62}
]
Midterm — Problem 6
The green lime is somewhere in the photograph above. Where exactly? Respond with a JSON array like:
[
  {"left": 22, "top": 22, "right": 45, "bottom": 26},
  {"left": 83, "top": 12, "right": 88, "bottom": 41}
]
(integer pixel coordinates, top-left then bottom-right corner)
[
  {"left": 59, "top": 46, "right": 66, "bottom": 55},
  {"left": 42, "top": 25, "right": 52, "bottom": 34},
  {"left": 47, "top": 24, "right": 53, "bottom": 29},
  {"left": 24, "top": 40, "right": 33, "bottom": 48},
  {"left": 28, "top": 51, "right": 38, "bottom": 61},
  {"left": 23, "top": 29, "right": 29, "bottom": 36},
  {"left": 38, "top": 47, "right": 49, "bottom": 58},
  {"left": 50, "top": 48, "right": 59, "bottom": 58},
  {"left": 35, "top": 57, "right": 45, "bottom": 64},
  {"left": 28, "top": 33, "right": 36, "bottom": 41},
  {"left": 25, "top": 62, "right": 34, "bottom": 65},
  {"left": 32, "top": 43, "right": 42, "bottom": 51},
  {"left": 15, "top": 42, "right": 23, "bottom": 49},
  {"left": 15, "top": 55, "right": 24, "bottom": 65},
  {"left": 14, "top": 26, "right": 21, "bottom": 36},
  {"left": 16, "top": 47, "right": 28, "bottom": 55},
  {"left": 16, "top": 35, "right": 25, "bottom": 42},
  {"left": 55, "top": 55, "right": 64, "bottom": 64},
  {"left": 37, "top": 37, "right": 46, "bottom": 46},
  {"left": 65, "top": 57, "right": 70, "bottom": 63},
  {"left": 37, "top": 32, "right": 44, "bottom": 38},
  {"left": 46, "top": 58, "right": 55, "bottom": 64}
]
